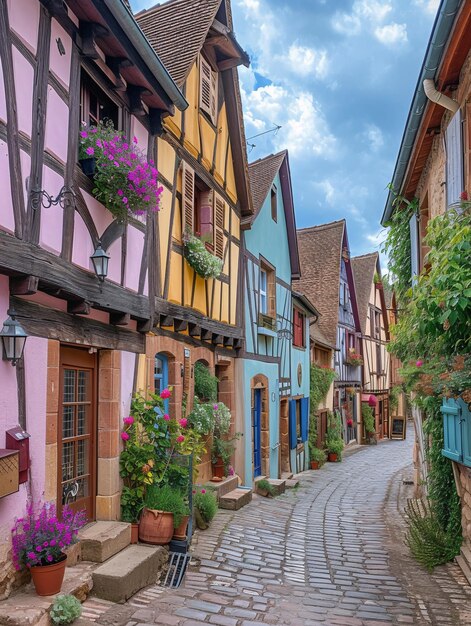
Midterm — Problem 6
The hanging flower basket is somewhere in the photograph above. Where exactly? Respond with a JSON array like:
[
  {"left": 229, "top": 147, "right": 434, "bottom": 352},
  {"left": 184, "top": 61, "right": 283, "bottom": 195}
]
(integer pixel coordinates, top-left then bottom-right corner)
[
  {"left": 183, "top": 233, "right": 223, "bottom": 279},
  {"left": 346, "top": 348, "right": 363, "bottom": 367}
]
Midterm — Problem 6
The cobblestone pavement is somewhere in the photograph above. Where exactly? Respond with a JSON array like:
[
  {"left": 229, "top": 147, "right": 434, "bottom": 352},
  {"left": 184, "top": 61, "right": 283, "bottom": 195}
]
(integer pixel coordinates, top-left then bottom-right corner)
[{"left": 91, "top": 429, "right": 471, "bottom": 626}]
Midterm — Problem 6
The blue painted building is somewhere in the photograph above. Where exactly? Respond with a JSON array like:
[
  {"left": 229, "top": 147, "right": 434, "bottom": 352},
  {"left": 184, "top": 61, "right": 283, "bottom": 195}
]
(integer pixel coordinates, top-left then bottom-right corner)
[{"left": 235, "top": 151, "right": 318, "bottom": 484}]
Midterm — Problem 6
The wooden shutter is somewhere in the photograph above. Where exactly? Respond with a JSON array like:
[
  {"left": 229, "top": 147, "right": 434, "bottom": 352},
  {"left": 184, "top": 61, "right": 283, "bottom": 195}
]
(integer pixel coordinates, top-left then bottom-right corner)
[
  {"left": 199, "top": 55, "right": 212, "bottom": 118},
  {"left": 213, "top": 193, "right": 225, "bottom": 260},
  {"left": 267, "top": 270, "right": 276, "bottom": 319},
  {"left": 300, "top": 397, "right": 309, "bottom": 442},
  {"left": 409, "top": 213, "right": 419, "bottom": 286},
  {"left": 289, "top": 400, "right": 297, "bottom": 449},
  {"left": 440, "top": 397, "right": 462, "bottom": 462},
  {"left": 181, "top": 161, "right": 195, "bottom": 235},
  {"left": 446, "top": 110, "right": 463, "bottom": 208},
  {"left": 210, "top": 69, "right": 218, "bottom": 125}
]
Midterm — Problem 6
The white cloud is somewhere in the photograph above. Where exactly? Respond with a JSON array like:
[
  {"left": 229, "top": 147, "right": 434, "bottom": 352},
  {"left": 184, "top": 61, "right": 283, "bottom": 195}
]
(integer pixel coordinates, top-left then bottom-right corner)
[
  {"left": 365, "top": 124, "right": 384, "bottom": 152},
  {"left": 374, "top": 23, "right": 408, "bottom": 45},
  {"left": 314, "top": 179, "right": 336, "bottom": 206},
  {"left": 287, "top": 44, "right": 329, "bottom": 79},
  {"left": 331, "top": 12, "right": 361, "bottom": 36},
  {"left": 413, "top": 0, "right": 439, "bottom": 15},
  {"left": 354, "top": 0, "right": 392, "bottom": 23},
  {"left": 366, "top": 229, "right": 386, "bottom": 247}
]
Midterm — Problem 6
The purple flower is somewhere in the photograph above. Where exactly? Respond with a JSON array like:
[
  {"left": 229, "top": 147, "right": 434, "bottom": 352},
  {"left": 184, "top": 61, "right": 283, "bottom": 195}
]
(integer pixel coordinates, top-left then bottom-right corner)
[
  {"left": 27, "top": 551, "right": 36, "bottom": 560},
  {"left": 86, "top": 147, "right": 94, "bottom": 156},
  {"left": 46, "top": 555, "right": 53, "bottom": 562},
  {"left": 80, "top": 131, "right": 88, "bottom": 139},
  {"left": 117, "top": 189, "right": 124, "bottom": 197},
  {"left": 123, "top": 416, "right": 134, "bottom": 425},
  {"left": 35, "top": 546, "right": 42, "bottom": 552},
  {"left": 121, "top": 431, "right": 130, "bottom": 441}
]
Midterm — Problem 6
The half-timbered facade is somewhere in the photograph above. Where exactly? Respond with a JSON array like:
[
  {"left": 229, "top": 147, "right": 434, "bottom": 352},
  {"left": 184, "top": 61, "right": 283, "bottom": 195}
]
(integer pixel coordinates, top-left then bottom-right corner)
[
  {"left": 297, "top": 220, "right": 363, "bottom": 445},
  {"left": 235, "top": 151, "right": 315, "bottom": 484},
  {"left": 0, "top": 0, "right": 188, "bottom": 597},
  {"left": 351, "top": 253, "right": 391, "bottom": 440},
  {"left": 135, "top": 0, "right": 252, "bottom": 481}
]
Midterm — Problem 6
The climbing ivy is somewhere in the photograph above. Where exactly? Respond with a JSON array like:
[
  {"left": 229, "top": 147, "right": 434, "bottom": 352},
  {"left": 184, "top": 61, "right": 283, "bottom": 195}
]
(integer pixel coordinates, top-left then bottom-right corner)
[{"left": 310, "top": 363, "right": 336, "bottom": 413}]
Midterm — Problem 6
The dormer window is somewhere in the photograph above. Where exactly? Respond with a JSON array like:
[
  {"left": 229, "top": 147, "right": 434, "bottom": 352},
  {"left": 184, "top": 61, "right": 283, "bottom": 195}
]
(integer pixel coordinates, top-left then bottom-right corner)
[{"left": 199, "top": 55, "right": 218, "bottom": 126}]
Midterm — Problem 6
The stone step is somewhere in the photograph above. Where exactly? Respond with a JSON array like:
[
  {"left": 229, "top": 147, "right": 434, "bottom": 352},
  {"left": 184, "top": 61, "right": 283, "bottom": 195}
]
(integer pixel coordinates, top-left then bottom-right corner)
[
  {"left": 267, "top": 478, "right": 286, "bottom": 496},
  {"left": 204, "top": 474, "right": 239, "bottom": 500},
  {"left": 284, "top": 478, "right": 300, "bottom": 489},
  {"left": 92, "top": 544, "right": 167, "bottom": 603},
  {"left": 281, "top": 472, "right": 293, "bottom": 480},
  {"left": 219, "top": 487, "right": 253, "bottom": 510},
  {"left": 456, "top": 554, "right": 471, "bottom": 586},
  {"left": 79, "top": 521, "right": 131, "bottom": 563},
  {"left": 0, "top": 561, "right": 96, "bottom": 626},
  {"left": 461, "top": 544, "right": 471, "bottom": 566}
]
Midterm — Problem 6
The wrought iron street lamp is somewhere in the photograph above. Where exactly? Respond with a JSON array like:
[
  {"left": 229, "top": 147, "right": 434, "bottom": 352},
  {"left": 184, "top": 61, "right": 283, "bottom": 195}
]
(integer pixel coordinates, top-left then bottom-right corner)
[
  {"left": 90, "top": 242, "right": 110, "bottom": 282},
  {"left": 0, "top": 309, "right": 28, "bottom": 365}
]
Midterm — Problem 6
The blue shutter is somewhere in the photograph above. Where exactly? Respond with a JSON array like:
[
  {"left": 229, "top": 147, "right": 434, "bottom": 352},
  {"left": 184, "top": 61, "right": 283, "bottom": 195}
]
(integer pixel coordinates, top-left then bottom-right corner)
[
  {"left": 446, "top": 110, "right": 463, "bottom": 208},
  {"left": 409, "top": 213, "right": 419, "bottom": 286},
  {"left": 441, "top": 397, "right": 462, "bottom": 462},
  {"left": 300, "top": 397, "right": 309, "bottom": 442},
  {"left": 458, "top": 397, "right": 471, "bottom": 468},
  {"left": 289, "top": 400, "right": 297, "bottom": 449}
]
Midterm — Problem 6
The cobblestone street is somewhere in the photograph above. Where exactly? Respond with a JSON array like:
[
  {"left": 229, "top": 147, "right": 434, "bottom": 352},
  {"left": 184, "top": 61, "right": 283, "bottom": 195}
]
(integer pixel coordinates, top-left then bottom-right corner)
[{"left": 89, "top": 430, "right": 471, "bottom": 626}]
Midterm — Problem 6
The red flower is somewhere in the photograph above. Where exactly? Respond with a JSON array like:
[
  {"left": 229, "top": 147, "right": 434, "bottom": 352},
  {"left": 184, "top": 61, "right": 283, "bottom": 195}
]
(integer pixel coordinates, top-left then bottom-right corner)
[
  {"left": 460, "top": 191, "right": 468, "bottom": 201},
  {"left": 160, "top": 389, "right": 171, "bottom": 399}
]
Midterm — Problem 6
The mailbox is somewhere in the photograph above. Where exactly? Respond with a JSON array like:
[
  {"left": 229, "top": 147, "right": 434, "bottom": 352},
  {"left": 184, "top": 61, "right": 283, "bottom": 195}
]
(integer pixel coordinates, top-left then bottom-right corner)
[{"left": 5, "top": 427, "right": 31, "bottom": 484}]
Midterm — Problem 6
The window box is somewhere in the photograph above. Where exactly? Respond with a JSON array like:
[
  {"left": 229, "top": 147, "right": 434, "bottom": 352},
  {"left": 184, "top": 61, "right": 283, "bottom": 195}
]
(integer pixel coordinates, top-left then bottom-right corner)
[{"left": 258, "top": 312, "right": 276, "bottom": 332}]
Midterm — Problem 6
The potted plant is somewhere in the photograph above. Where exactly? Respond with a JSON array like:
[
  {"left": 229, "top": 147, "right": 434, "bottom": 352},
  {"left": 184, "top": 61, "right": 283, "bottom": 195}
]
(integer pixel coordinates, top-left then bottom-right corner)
[
  {"left": 310, "top": 446, "right": 326, "bottom": 469},
  {"left": 362, "top": 403, "right": 376, "bottom": 444},
  {"left": 50, "top": 594, "right": 82, "bottom": 625},
  {"left": 120, "top": 486, "right": 144, "bottom": 543},
  {"left": 11, "top": 502, "right": 86, "bottom": 596},
  {"left": 183, "top": 232, "right": 223, "bottom": 279},
  {"left": 326, "top": 439, "right": 344, "bottom": 462},
  {"left": 256, "top": 479, "right": 275, "bottom": 497},
  {"left": 172, "top": 500, "right": 191, "bottom": 541},
  {"left": 325, "top": 410, "right": 344, "bottom": 462},
  {"left": 139, "top": 484, "right": 186, "bottom": 545},
  {"left": 345, "top": 348, "right": 363, "bottom": 367},
  {"left": 209, "top": 402, "right": 232, "bottom": 479},
  {"left": 193, "top": 488, "right": 218, "bottom": 530},
  {"left": 373, "top": 271, "right": 382, "bottom": 289}
]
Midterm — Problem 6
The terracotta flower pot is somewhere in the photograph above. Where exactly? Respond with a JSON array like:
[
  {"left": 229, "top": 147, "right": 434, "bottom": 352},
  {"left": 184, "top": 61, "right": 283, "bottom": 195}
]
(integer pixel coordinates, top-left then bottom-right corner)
[
  {"left": 138, "top": 508, "right": 174, "bottom": 545},
  {"left": 310, "top": 460, "right": 320, "bottom": 470},
  {"left": 172, "top": 515, "right": 189, "bottom": 541},
  {"left": 130, "top": 523, "right": 139, "bottom": 544},
  {"left": 30, "top": 553, "right": 67, "bottom": 596},
  {"left": 327, "top": 452, "right": 338, "bottom": 462},
  {"left": 211, "top": 457, "right": 225, "bottom": 480}
]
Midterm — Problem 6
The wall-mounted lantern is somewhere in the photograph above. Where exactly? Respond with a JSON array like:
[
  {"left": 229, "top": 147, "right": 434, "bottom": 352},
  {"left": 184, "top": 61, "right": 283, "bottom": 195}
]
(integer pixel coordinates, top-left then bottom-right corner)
[
  {"left": 90, "top": 242, "right": 110, "bottom": 282},
  {"left": 0, "top": 309, "right": 28, "bottom": 366}
]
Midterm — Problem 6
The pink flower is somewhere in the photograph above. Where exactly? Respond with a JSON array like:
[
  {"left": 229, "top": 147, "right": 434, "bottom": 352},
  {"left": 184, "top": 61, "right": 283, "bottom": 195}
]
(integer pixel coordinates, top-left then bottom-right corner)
[
  {"left": 122, "top": 197, "right": 128, "bottom": 205},
  {"left": 460, "top": 191, "right": 468, "bottom": 201},
  {"left": 213, "top": 404, "right": 218, "bottom": 410},
  {"left": 177, "top": 435, "right": 185, "bottom": 443},
  {"left": 163, "top": 414, "right": 170, "bottom": 421},
  {"left": 133, "top": 136, "right": 138, "bottom": 144},
  {"left": 27, "top": 551, "right": 35, "bottom": 560},
  {"left": 416, "top": 360, "right": 423, "bottom": 367},
  {"left": 117, "top": 189, "right": 124, "bottom": 197},
  {"left": 123, "top": 416, "right": 134, "bottom": 425},
  {"left": 46, "top": 555, "right": 53, "bottom": 562},
  {"left": 35, "top": 546, "right": 42, "bottom": 552},
  {"left": 179, "top": 418, "right": 188, "bottom": 428},
  {"left": 80, "top": 131, "right": 88, "bottom": 139},
  {"left": 86, "top": 146, "right": 95, "bottom": 156},
  {"left": 201, "top": 489, "right": 206, "bottom": 494},
  {"left": 160, "top": 389, "right": 171, "bottom": 399},
  {"left": 121, "top": 431, "right": 130, "bottom": 441}
]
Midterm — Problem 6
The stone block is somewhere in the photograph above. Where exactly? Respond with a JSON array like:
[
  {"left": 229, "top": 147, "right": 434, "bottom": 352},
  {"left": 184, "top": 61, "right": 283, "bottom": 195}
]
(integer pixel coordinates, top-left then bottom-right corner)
[
  {"left": 97, "top": 428, "right": 120, "bottom": 459},
  {"left": 267, "top": 479, "right": 286, "bottom": 496},
  {"left": 47, "top": 339, "right": 60, "bottom": 367},
  {"left": 92, "top": 545, "right": 167, "bottom": 603},
  {"left": 97, "top": 457, "right": 121, "bottom": 497},
  {"left": 44, "top": 443, "right": 57, "bottom": 501},
  {"left": 79, "top": 521, "right": 131, "bottom": 562},
  {"left": 204, "top": 475, "right": 238, "bottom": 500},
  {"left": 95, "top": 493, "right": 121, "bottom": 521},
  {"left": 65, "top": 542, "right": 82, "bottom": 567},
  {"left": 46, "top": 366, "right": 59, "bottom": 416},
  {"left": 219, "top": 488, "right": 252, "bottom": 510}
]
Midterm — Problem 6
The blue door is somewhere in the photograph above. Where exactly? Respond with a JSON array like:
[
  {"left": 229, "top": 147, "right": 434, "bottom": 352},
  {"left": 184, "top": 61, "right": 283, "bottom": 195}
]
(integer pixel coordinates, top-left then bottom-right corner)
[
  {"left": 154, "top": 353, "right": 169, "bottom": 413},
  {"left": 253, "top": 389, "right": 262, "bottom": 478}
]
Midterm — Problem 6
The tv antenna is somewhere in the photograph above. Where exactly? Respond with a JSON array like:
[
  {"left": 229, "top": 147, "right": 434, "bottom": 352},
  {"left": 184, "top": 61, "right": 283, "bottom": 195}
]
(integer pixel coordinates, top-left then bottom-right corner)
[{"left": 246, "top": 123, "right": 282, "bottom": 152}]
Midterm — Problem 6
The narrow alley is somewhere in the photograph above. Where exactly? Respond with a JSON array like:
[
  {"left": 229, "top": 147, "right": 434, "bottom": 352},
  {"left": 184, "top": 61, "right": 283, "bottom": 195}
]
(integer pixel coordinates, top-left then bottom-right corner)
[{"left": 85, "top": 432, "right": 471, "bottom": 626}]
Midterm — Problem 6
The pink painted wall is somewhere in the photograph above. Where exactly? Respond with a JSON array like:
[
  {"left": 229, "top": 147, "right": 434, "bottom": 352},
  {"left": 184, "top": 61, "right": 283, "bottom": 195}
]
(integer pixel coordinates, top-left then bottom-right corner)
[
  {"left": 81, "top": 189, "right": 114, "bottom": 236},
  {"left": 125, "top": 225, "right": 145, "bottom": 292},
  {"left": 39, "top": 166, "right": 64, "bottom": 254},
  {"left": 131, "top": 118, "right": 148, "bottom": 158},
  {"left": 0, "top": 141, "right": 15, "bottom": 234},
  {"left": 72, "top": 211, "right": 94, "bottom": 271},
  {"left": 12, "top": 47, "right": 34, "bottom": 139},
  {"left": 0, "top": 53, "right": 6, "bottom": 123},
  {"left": 44, "top": 86, "right": 68, "bottom": 163},
  {"left": 0, "top": 276, "right": 47, "bottom": 530},
  {"left": 7, "top": 0, "right": 40, "bottom": 55},
  {"left": 49, "top": 20, "right": 72, "bottom": 89},
  {"left": 106, "top": 237, "right": 122, "bottom": 285}
]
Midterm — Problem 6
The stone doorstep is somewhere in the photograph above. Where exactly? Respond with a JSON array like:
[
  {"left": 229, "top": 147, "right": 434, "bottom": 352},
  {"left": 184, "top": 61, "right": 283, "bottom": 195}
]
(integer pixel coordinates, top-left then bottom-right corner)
[
  {"left": 266, "top": 479, "right": 286, "bottom": 496},
  {"left": 204, "top": 475, "right": 239, "bottom": 500},
  {"left": 284, "top": 478, "right": 300, "bottom": 489},
  {"left": 92, "top": 544, "right": 168, "bottom": 604},
  {"left": 456, "top": 546, "right": 471, "bottom": 586},
  {"left": 219, "top": 488, "right": 253, "bottom": 511},
  {"left": 281, "top": 472, "right": 293, "bottom": 480},
  {"left": 0, "top": 561, "right": 96, "bottom": 626},
  {"left": 78, "top": 521, "right": 131, "bottom": 563}
]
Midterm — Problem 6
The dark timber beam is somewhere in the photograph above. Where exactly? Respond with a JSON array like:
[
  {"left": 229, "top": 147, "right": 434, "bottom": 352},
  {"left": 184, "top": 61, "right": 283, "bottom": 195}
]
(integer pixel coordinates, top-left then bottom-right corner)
[
  {"left": 67, "top": 300, "right": 91, "bottom": 315},
  {"left": 110, "top": 312, "right": 130, "bottom": 326},
  {"left": 174, "top": 319, "right": 188, "bottom": 333},
  {"left": 188, "top": 323, "right": 201, "bottom": 338},
  {"left": 80, "top": 22, "right": 109, "bottom": 60},
  {"left": 10, "top": 276, "right": 39, "bottom": 295}
]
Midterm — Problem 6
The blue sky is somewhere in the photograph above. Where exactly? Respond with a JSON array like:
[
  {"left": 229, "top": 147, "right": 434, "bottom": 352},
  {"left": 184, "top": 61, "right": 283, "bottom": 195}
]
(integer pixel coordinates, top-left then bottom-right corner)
[{"left": 130, "top": 0, "right": 438, "bottom": 264}]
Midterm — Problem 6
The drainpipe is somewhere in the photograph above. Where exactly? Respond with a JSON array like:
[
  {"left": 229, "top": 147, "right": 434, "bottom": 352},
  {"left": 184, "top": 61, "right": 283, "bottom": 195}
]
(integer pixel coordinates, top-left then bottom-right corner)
[{"left": 423, "top": 79, "right": 459, "bottom": 113}]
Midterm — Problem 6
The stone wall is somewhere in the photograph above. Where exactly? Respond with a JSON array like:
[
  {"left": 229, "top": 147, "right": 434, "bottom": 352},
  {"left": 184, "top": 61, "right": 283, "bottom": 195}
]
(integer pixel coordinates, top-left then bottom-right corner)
[{"left": 457, "top": 464, "right": 471, "bottom": 549}]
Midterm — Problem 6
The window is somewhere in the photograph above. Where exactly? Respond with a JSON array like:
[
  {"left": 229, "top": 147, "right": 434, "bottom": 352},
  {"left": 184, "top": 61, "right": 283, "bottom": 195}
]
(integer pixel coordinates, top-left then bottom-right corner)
[
  {"left": 258, "top": 261, "right": 275, "bottom": 320},
  {"left": 271, "top": 185, "right": 277, "bottom": 222},
  {"left": 314, "top": 347, "right": 330, "bottom": 367},
  {"left": 181, "top": 161, "right": 225, "bottom": 259},
  {"left": 80, "top": 71, "right": 119, "bottom": 128},
  {"left": 293, "top": 307, "right": 305, "bottom": 348},
  {"left": 199, "top": 55, "right": 218, "bottom": 125},
  {"left": 260, "top": 269, "right": 267, "bottom": 314},
  {"left": 445, "top": 110, "right": 463, "bottom": 208}
]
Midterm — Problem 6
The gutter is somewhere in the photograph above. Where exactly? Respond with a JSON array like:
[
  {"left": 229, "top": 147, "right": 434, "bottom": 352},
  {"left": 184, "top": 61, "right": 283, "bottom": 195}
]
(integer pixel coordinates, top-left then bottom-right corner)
[
  {"left": 102, "top": 0, "right": 188, "bottom": 112},
  {"left": 381, "top": 0, "right": 462, "bottom": 225}
]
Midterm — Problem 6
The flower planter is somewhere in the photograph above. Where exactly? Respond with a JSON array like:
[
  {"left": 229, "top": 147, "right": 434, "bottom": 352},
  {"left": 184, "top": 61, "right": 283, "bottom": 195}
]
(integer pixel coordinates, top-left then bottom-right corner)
[
  {"left": 172, "top": 515, "right": 189, "bottom": 541},
  {"left": 310, "top": 460, "right": 320, "bottom": 470},
  {"left": 211, "top": 457, "right": 225, "bottom": 480},
  {"left": 327, "top": 452, "right": 338, "bottom": 462},
  {"left": 138, "top": 508, "right": 174, "bottom": 545},
  {"left": 130, "top": 523, "right": 139, "bottom": 544},
  {"left": 79, "top": 157, "right": 96, "bottom": 177},
  {"left": 30, "top": 553, "right": 67, "bottom": 596}
]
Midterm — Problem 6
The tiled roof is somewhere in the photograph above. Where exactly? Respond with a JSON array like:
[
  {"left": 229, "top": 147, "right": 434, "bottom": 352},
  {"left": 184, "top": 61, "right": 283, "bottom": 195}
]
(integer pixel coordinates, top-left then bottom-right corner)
[
  {"left": 136, "top": 0, "right": 222, "bottom": 87},
  {"left": 296, "top": 220, "right": 345, "bottom": 347},
  {"left": 351, "top": 253, "right": 378, "bottom": 335},
  {"left": 310, "top": 323, "right": 336, "bottom": 351},
  {"left": 248, "top": 151, "right": 287, "bottom": 216}
]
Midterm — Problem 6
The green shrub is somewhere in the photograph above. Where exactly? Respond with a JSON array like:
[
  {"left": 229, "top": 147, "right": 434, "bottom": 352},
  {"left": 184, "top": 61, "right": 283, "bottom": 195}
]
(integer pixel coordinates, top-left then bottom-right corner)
[
  {"left": 256, "top": 479, "right": 275, "bottom": 496},
  {"left": 194, "top": 490, "right": 218, "bottom": 523},
  {"left": 310, "top": 364, "right": 336, "bottom": 412},
  {"left": 144, "top": 484, "right": 187, "bottom": 528},
  {"left": 50, "top": 594, "right": 82, "bottom": 625},
  {"left": 310, "top": 447, "right": 327, "bottom": 464},
  {"left": 194, "top": 362, "right": 219, "bottom": 402},
  {"left": 326, "top": 439, "right": 344, "bottom": 458},
  {"left": 362, "top": 403, "right": 375, "bottom": 435}
]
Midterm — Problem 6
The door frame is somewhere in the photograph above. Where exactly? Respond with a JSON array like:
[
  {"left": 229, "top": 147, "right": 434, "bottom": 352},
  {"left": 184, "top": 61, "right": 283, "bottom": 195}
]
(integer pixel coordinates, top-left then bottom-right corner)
[
  {"left": 253, "top": 388, "right": 262, "bottom": 478},
  {"left": 58, "top": 346, "right": 97, "bottom": 520}
]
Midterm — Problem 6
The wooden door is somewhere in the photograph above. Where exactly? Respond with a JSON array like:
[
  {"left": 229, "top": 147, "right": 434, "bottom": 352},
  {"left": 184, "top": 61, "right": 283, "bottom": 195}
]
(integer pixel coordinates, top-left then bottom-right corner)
[
  {"left": 58, "top": 347, "right": 97, "bottom": 519},
  {"left": 253, "top": 389, "right": 262, "bottom": 478}
]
